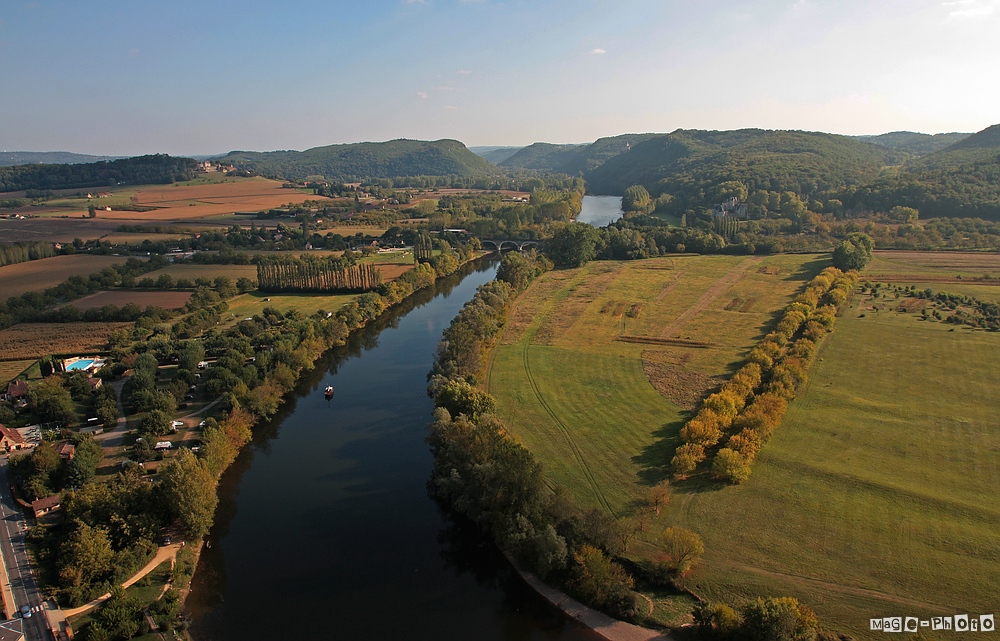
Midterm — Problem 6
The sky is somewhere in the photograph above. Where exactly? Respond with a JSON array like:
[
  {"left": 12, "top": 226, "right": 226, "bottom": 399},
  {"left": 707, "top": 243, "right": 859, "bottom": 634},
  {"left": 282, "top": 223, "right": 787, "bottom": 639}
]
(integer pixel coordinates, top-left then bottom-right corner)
[{"left": 1, "top": 0, "right": 998, "bottom": 155}]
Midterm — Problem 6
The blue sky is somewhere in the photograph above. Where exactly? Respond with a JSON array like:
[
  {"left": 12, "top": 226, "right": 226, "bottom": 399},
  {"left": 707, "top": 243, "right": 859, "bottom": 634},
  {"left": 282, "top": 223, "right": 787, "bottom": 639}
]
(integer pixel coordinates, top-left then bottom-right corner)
[{"left": 1, "top": 0, "right": 998, "bottom": 155}]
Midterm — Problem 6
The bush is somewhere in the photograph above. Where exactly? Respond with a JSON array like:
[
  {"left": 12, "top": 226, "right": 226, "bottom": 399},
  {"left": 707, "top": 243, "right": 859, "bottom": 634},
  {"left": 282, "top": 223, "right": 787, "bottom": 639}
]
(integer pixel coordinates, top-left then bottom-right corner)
[{"left": 740, "top": 596, "right": 819, "bottom": 641}]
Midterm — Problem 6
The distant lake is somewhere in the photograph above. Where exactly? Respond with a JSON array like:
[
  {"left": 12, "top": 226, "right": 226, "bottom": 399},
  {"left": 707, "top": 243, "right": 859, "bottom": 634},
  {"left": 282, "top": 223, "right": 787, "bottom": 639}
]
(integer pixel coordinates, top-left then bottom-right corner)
[{"left": 577, "top": 195, "right": 623, "bottom": 227}]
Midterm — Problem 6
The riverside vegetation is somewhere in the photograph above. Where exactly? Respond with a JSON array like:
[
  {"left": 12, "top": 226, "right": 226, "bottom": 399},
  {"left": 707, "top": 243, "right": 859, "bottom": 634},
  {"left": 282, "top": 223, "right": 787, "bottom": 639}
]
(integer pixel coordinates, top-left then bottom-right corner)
[{"left": 13, "top": 240, "right": 478, "bottom": 639}]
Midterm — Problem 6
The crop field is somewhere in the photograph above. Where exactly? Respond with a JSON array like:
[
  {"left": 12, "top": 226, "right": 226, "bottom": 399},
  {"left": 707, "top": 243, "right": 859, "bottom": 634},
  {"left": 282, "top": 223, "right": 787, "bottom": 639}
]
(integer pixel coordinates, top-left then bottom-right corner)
[
  {"left": 0, "top": 322, "right": 131, "bottom": 359},
  {"left": 67, "top": 290, "right": 193, "bottom": 310},
  {"left": 119, "top": 177, "right": 329, "bottom": 221},
  {"left": 864, "top": 251, "right": 1000, "bottom": 301},
  {"left": 0, "top": 254, "right": 132, "bottom": 299},
  {"left": 487, "top": 253, "right": 1000, "bottom": 638},
  {"left": 143, "top": 263, "right": 260, "bottom": 281}
]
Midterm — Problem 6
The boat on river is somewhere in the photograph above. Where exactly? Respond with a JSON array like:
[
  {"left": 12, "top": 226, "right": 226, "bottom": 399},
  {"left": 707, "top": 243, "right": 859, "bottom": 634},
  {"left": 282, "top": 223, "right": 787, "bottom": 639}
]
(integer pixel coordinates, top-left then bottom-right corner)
[{"left": 324, "top": 385, "right": 334, "bottom": 399}]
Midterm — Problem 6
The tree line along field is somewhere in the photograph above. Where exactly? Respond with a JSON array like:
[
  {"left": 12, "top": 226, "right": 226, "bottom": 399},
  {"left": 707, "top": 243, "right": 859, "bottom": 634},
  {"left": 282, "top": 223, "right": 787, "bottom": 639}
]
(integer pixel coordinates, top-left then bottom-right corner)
[
  {"left": 0, "top": 254, "right": 132, "bottom": 299},
  {"left": 485, "top": 252, "right": 1000, "bottom": 638}
]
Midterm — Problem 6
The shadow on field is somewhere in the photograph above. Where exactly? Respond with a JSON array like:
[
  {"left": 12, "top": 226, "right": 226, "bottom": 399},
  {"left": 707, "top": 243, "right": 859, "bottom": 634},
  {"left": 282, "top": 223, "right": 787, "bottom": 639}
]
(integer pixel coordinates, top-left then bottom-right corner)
[{"left": 633, "top": 416, "right": 687, "bottom": 486}]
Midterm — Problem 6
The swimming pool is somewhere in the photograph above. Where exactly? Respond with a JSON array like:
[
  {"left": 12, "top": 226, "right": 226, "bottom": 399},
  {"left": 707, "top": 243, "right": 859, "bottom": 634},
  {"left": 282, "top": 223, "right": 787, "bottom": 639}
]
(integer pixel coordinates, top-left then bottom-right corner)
[{"left": 66, "top": 359, "right": 95, "bottom": 371}]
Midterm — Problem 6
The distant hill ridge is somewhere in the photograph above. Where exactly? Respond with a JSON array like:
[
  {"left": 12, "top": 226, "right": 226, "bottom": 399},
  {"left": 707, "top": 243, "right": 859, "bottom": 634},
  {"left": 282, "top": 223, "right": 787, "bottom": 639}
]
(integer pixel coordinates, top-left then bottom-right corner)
[
  {"left": 214, "top": 139, "right": 496, "bottom": 181},
  {"left": 0, "top": 151, "right": 126, "bottom": 168}
]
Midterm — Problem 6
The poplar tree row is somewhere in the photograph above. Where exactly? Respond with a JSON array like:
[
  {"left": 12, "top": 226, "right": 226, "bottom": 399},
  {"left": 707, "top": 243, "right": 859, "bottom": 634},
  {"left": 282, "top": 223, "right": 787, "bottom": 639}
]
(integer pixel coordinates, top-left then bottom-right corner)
[
  {"left": 671, "top": 267, "right": 860, "bottom": 481},
  {"left": 256, "top": 256, "right": 382, "bottom": 293}
]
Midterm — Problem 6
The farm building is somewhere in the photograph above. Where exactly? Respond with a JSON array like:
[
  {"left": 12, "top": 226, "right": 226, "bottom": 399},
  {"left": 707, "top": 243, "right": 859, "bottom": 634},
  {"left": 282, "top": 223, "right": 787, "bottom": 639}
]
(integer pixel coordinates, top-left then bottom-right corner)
[
  {"left": 0, "top": 425, "right": 26, "bottom": 452},
  {"left": 56, "top": 442, "right": 75, "bottom": 460},
  {"left": 31, "top": 495, "right": 61, "bottom": 519}
]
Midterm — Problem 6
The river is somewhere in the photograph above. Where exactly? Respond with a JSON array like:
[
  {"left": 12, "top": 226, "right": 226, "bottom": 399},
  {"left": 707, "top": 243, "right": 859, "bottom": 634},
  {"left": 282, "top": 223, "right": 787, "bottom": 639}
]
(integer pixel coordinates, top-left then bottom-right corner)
[
  {"left": 186, "top": 260, "right": 600, "bottom": 641},
  {"left": 576, "top": 195, "right": 624, "bottom": 228}
]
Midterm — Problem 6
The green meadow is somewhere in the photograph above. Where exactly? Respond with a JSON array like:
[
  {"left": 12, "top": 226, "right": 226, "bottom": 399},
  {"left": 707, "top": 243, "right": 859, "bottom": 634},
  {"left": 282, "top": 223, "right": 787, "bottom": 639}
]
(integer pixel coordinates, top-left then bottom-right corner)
[{"left": 487, "top": 253, "right": 1000, "bottom": 638}]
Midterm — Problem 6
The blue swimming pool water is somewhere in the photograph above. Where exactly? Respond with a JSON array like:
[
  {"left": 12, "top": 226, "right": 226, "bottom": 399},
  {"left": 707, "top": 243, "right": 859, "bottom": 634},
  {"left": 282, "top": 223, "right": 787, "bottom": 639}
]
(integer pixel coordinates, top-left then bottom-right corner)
[{"left": 66, "top": 359, "right": 95, "bottom": 371}]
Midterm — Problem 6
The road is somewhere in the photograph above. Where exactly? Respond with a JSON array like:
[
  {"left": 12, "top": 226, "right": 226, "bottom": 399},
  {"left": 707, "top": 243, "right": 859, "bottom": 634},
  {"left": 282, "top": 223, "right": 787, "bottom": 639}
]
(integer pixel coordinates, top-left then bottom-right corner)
[{"left": 0, "top": 460, "right": 53, "bottom": 641}]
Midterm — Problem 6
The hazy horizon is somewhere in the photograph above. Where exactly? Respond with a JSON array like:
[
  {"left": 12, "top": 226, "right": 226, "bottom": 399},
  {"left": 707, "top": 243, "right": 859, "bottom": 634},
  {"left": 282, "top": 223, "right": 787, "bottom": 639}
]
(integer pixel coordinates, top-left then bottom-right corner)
[{"left": 2, "top": 0, "right": 998, "bottom": 156}]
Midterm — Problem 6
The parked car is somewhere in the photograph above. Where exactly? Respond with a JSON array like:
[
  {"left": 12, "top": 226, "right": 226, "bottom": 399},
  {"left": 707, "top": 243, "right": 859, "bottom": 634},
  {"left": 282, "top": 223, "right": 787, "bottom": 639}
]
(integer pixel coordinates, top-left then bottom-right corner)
[{"left": 20, "top": 605, "right": 31, "bottom": 618}]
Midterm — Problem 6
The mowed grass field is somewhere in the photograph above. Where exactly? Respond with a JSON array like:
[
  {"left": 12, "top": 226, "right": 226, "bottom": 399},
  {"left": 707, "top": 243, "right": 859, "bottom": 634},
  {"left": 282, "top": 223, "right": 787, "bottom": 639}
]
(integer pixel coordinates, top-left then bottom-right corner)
[
  {"left": 0, "top": 254, "right": 133, "bottom": 299},
  {"left": 143, "top": 263, "right": 260, "bottom": 281},
  {"left": 675, "top": 299, "right": 1000, "bottom": 639},
  {"left": 487, "top": 252, "right": 1000, "bottom": 639}
]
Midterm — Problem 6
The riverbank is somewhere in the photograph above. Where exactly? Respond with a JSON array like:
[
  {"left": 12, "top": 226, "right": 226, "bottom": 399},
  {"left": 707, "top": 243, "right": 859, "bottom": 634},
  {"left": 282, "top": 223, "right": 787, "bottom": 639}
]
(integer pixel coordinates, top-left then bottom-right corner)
[{"left": 178, "top": 252, "right": 489, "bottom": 638}]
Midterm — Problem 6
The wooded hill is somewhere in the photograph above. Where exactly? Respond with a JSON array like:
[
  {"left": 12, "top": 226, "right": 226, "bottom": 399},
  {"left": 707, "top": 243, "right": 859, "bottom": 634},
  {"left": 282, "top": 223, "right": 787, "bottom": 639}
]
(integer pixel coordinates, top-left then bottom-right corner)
[
  {"left": 857, "top": 131, "right": 970, "bottom": 156},
  {"left": 214, "top": 139, "right": 496, "bottom": 181},
  {"left": 0, "top": 154, "right": 198, "bottom": 193},
  {"left": 577, "top": 124, "right": 1000, "bottom": 221},
  {"left": 499, "top": 134, "right": 659, "bottom": 174}
]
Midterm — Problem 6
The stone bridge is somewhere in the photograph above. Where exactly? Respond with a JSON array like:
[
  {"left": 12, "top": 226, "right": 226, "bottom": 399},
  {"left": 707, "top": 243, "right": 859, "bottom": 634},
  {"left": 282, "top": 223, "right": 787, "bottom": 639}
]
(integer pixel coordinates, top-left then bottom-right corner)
[{"left": 480, "top": 239, "right": 543, "bottom": 252}]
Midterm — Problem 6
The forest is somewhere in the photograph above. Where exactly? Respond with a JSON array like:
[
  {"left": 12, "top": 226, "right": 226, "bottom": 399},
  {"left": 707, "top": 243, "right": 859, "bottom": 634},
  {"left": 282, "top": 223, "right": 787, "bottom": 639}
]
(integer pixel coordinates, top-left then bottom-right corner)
[{"left": 0, "top": 154, "right": 197, "bottom": 193}]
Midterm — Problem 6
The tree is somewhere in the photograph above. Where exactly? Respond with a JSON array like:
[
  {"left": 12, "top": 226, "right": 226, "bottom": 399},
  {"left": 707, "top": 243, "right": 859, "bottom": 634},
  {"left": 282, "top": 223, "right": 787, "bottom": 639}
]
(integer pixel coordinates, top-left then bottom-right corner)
[
  {"left": 158, "top": 449, "right": 218, "bottom": 540},
  {"left": 832, "top": 232, "right": 873, "bottom": 271},
  {"left": 622, "top": 185, "right": 652, "bottom": 213},
  {"left": 30, "top": 377, "right": 76, "bottom": 426},
  {"left": 435, "top": 380, "right": 496, "bottom": 420},
  {"left": 546, "top": 222, "right": 601, "bottom": 268},
  {"left": 138, "top": 410, "right": 171, "bottom": 437},
  {"left": 647, "top": 479, "right": 672, "bottom": 514},
  {"left": 713, "top": 448, "right": 752, "bottom": 483},
  {"left": 658, "top": 527, "right": 704, "bottom": 575},
  {"left": 740, "top": 596, "right": 819, "bottom": 641},
  {"left": 569, "top": 544, "right": 636, "bottom": 615},
  {"left": 888, "top": 205, "right": 919, "bottom": 223}
]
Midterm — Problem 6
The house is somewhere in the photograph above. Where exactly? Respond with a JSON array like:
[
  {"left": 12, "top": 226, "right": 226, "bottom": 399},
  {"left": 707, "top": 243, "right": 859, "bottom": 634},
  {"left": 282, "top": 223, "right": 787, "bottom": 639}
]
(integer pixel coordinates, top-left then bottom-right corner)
[
  {"left": 0, "top": 618, "right": 24, "bottom": 641},
  {"left": 87, "top": 377, "right": 103, "bottom": 393},
  {"left": 31, "top": 495, "right": 61, "bottom": 519},
  {"left": 711, "top": 196, "right": 749, "bottom": 220},
  {"left": 56, "top": 442, "right": 75, "bottom": 460},
  {"left": 0, "top": 425, "right": 25, "bottom": 452},
  {"left": 5, "top": 379, "right": 28, "bottom": 401}
]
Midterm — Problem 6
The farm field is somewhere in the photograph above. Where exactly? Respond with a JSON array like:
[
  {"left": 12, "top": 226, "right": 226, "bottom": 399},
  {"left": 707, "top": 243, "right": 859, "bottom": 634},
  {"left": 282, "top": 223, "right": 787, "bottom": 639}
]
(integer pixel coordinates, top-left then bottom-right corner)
[
  {"left": 68, "top": 290, "right": 193, "bottom": 311},
  {"left": 487, "top": 254, "right": 825, "bottom": 513},
  {"left": 865, "top": 251, "right": 1000, "bottom": 302},
  {"left": 220, "top": 291, "right": 357, "bottom": 327},
  {"left": 143, "top": 263, "right": 259, "bottom": 281},
  {"left": 99, "top": 232, "right": 194, "bottom": 244},
  {"left": 0, "top": 322, "right": 131, "bottom": 359},
  {"left": 0, "top": 360, "right": 36, "bottom": 381},
  {"left": 486, "top": 251, "right": 1000, "bottom": 639},
  {"left": 0, "top": 254, "right": 133, "bottom": 299},
  {"left": 675, "top": 298, "right": 1000, "bottom": 640}
]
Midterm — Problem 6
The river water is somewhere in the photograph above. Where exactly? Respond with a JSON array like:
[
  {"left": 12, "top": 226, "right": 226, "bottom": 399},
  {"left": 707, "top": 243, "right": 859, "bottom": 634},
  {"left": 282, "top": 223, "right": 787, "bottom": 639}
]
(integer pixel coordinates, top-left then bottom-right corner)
[
  {"left": 186, "top": 260, "right": 600, "bottom": 641},
  {"left": 576, "top": 195, "right": 624, "bottom": 228}
]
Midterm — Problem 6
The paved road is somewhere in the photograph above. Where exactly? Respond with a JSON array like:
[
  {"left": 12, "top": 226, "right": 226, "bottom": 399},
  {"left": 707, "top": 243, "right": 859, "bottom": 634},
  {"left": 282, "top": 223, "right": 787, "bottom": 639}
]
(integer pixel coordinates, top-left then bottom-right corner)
[{"left": 0, "top": 460, "right": 52, "bottom": 641}]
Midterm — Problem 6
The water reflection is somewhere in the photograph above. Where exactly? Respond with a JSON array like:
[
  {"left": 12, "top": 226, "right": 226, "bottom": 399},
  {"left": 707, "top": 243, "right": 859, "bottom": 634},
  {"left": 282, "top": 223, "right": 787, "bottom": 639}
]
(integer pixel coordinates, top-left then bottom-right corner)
[{"left": 186, "top": 258, "right": 598, "bottom": 641}]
